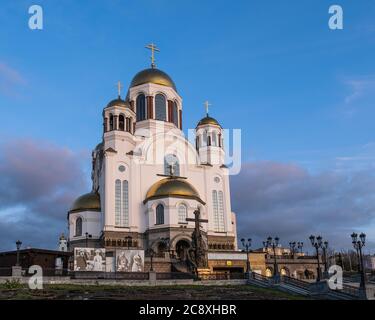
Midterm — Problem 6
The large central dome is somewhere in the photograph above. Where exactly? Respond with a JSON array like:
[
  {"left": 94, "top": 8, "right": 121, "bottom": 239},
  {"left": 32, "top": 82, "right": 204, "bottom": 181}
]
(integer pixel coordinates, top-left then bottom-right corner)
[{"left": 130, "top": 68, "right": 177, "bottom": 91}]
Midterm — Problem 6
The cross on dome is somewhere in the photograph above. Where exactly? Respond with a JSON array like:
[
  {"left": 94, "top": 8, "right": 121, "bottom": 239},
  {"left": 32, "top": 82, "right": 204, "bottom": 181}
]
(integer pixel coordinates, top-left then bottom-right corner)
[
  {"left": 116, "top": 81, "right": 123, "bottom": 98},
  {"left": 145, "top": 43, "right": 160, "bottom": 69},
  {"left": 203, "top": 100, "right": 212, "bottom": 117}
]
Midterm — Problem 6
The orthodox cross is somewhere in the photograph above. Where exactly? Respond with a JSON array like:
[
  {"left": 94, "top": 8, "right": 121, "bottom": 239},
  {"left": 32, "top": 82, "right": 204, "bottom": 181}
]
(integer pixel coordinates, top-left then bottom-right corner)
[
  {"left": 203, "top": 100, "right": 211, "bottom": 117},
  {"left": 145, "top": 43, "right": 160, "bottom": 68},
  {"left": 116, "top": 81, "right": 123, "bottom": 98},
  {"left": 186, "top": 209, "right": 208, "bottom": 232}
]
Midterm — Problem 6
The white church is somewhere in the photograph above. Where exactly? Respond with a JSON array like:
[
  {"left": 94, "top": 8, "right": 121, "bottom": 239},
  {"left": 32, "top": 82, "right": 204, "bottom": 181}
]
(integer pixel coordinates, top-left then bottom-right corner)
[{"left": 67, "top": 45, "right": 239, "bottom": 272}]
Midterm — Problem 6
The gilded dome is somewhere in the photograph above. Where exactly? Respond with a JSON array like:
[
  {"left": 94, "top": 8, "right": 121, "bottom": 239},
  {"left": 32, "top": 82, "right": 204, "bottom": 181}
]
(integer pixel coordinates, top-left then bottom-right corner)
[
  {"left": 106, "top": 97, "right": 130, "bottom": 108},
  {"left": 69, "top": 192, "right": 101, "bottom": 213},
  {"left": 144, "top": 178, "right": 205, "bottom": 204},
  {"left": 130, "top": 68, "right": 177, "bottom": 91},
  {"left": 196, "top": 116, "right": 221, "bottom": 128}
]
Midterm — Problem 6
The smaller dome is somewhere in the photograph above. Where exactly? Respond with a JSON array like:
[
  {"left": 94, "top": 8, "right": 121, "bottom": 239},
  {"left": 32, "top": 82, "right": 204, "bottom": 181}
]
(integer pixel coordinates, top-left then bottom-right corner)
[
  {"left": 196, "top": 116, "right": 221, "bottom": 128},
  {"left": 144, "top": 178, "right": 205, "bottom": 204},
  {"left": 69, "top": 192, "right": 101, "bottom": 213},
  {"left": 106, "top": 97, "right": 130, "bottom": 108},
  {"left": 130, "top": 68, "right": 177, "bottom": 91}
]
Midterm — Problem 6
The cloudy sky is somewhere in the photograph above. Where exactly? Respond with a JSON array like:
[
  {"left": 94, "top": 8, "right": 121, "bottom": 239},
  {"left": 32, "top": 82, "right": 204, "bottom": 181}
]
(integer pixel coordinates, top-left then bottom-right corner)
[{"left": 0, "top": 0, "right": 374, "bottom": 252}]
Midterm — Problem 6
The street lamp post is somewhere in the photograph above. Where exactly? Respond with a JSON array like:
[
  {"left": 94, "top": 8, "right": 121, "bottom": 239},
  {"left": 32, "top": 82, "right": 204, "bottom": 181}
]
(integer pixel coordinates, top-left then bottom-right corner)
[
  {"left": 309, "top": 235, "right": 323, "bottom": 282},
  {"left": 297, "top": 242, "right": 304, "bottom": 254},
  {"left": 264, "top": 236, "right": 280, "bottom": 278},
  {"left": 241, "top": 238, "right": 252, "bottom": 277},
  {"left": 322, "top": 241, "right": 329, "bottom": 275},
  {"left": 289, "top": 241, "right": 296, "bottom": 258},
  {"left": 146, "top": 248, "right": 155, "bottom": 272},
  {"left": 351, "top": 232, "right": 366, "bottom": 293},
  {"left": 125, "top": 236, "right": 132, "bottom": 250},
  {"left": 85, "top": 232, "right": 92, "bottom": 248},
  {"left": 15, "top": 240, "right": 22, "bottom": 266}
]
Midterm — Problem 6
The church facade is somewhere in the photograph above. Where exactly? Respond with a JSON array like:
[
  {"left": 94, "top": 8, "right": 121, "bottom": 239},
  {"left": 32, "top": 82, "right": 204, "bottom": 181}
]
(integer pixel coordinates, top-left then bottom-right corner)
[{"left": 67, "top": 54, "right": 238, "bottom": 272}]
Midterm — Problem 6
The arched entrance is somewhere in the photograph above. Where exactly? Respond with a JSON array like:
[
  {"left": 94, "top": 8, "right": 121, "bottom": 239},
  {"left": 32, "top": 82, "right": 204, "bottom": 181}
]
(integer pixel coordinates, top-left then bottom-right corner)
[
  {"left": 265, "top": 268, "right": 273, "bottom": 277},
  {"left": 280, "top": 267, "right": 290, "bottom": 277},
  {"left": 175, "top": 240, "right": 191, "bottom": 261}
]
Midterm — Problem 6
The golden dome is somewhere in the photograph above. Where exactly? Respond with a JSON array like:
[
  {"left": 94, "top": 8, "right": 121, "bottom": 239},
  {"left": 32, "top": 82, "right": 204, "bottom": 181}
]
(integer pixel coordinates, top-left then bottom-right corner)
[
  {"left": 144, "top": 178, "right": 205, "bottom": 204},
  {"left": 130, "top": 68, "right": 177, "bottom": 91},
  {"left": 69, "top": 192, "right": 101, "bottom": 213},
  {"left": 196, "top": 116, "right": 221, "bottom": 128},
  {"left": 106, "top": 97, "right": 131, "bottom": 108}
]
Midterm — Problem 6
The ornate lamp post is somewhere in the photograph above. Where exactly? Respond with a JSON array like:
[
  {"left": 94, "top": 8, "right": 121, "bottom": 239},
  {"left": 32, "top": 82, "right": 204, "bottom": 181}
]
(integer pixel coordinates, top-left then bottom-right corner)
[
  {"left": 264, "top": 236, "right": 280, "bottom": 277},
  {"left": 351, "top": 232, "right": 366, "bottom": 291},
  {"left": 241, "top": 238, "right": 252, "bottom": 276},
  {"left": 322, "top": 241, "right": 329, "bottom": 275},
  {"left": 146, "top": 248, "right": 155, "bottom": 272},
  {"left": 15, "top": 240, "right": 22, "bottom": 266},
  {"left": 297, "top": 242, "right": 303, "bottom": 254},
  {"left": 125, "top": 236, "right": 132, "bottom": 250},
  {"left": 85, "top": 232, "right": 92, "bottom": 248},
  {"left": 289, "top": 241, "right": 296, "bottom": 258},
  {"left": 309, "top": 235, "right": 323, "bottom": 282}
]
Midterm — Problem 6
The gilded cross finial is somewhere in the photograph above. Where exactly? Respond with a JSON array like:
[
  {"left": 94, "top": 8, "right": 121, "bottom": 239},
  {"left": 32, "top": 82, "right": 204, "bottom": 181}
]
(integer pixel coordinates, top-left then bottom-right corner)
[
  {"left": 204, "top": 101, "right": 212, "bottom": 117},
  {"left": 116, "top": 81, "right": 123, "bottom": 98},
  {"left": 145, "top": 43, "right": 160, "bottom": 68}
]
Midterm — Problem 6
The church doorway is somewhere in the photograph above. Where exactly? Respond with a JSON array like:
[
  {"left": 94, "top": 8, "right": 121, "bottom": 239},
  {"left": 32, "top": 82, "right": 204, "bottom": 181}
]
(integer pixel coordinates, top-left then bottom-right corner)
[{"left": 175, "top": 240, "right": 190, "bottom": 261}]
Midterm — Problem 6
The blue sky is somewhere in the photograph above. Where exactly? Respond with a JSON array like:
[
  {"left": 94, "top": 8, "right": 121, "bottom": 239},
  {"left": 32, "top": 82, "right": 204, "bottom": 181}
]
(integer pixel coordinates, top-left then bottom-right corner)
[{"left": 0, "top": 0, "right": 374, "bottom": 252}]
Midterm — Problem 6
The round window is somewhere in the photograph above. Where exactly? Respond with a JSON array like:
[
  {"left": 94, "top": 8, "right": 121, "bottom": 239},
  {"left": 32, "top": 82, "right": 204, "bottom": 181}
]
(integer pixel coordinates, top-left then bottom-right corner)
[
  {"left": 214, "top": 177, "right": 220, "bottom": 183},
  {"left": 118, "top": 165, "right": 126, "bottom": 172}
]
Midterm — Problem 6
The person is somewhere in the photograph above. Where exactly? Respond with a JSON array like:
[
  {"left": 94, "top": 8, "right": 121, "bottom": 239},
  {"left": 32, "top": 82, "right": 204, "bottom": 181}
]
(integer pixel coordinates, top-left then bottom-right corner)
[
  {"left": 93, "top": 249, "right": 104, "bottom": 271},
  {"left": 132, "top": 252, "right": 143, "bottom": 272},
  {"left": 117, "top": 251, "right": 129, "bottom": 272},
  {"left": 75, "top": 249, "right": 87, "bottom": 271}
]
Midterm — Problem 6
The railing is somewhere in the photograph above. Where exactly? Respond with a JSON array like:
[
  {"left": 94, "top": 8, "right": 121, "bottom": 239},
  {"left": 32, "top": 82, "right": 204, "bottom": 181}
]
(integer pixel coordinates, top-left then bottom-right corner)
[
  {"left": 73, "top": 271, "right": 149, "bottom": 280},
  {"left": 281, "top": 276, "right": 310, "bottom": 289},
  {"left": 252, "top": 272, "right": 271, "bottom": 282},
  {"left": 336, "top": 284, "right": 361, "bottom": 297}
]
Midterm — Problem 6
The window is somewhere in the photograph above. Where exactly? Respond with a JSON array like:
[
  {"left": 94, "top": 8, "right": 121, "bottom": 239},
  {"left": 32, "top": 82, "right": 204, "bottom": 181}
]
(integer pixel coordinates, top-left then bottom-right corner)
[
  {"left": 136, "top": 94, "right": 146, "bottom": 121},
  {"left": 119, "top": 115, "right": 125, "bottom": 131},
  {"left": 164, "top": 154, "right": 180, "bottom": 176},
  {"left": 155, "top": 94, "right": 166, "bottom": 121},
  {"left": 156, "top": 204, "right": 164, "bottom": 225},
  {"left": 172, "top": 101, "right": 178, "bottom": 127},
  {"left": 212, "top": 191, "right": 219, "bottom": 232},
  {"left": 122, "top": 181, "right": 129, "bottom": 227},
  {"left": 115, "top": 179, "right": 129, "bottom": 227},
  {"left": 109, "top": 114, "right": 114, "bottom": 131},
  {"left": 218, "top": 191, "right": 225, "bottom": 232},
  {"left": 75, "top": 217, "right": 82, "bottom": 236},
  {"left": 212, "top": 190, "right": 225, "bottom": 232},
  {"left": 126, "top": 117, "right": 131, "bottom": 132},
  {"left": 178, "top": 204, "right": 187, "bottom": 223},
  {"left": 115, "top": 179, "right": 121, "bottom": 226}
]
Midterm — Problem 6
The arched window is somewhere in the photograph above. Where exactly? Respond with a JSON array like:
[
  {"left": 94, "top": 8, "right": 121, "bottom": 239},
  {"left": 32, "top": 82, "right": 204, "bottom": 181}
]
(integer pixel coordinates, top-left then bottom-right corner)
[
  {"left": 122, "top": 180, "right": 129, "bottom": 226},
  {"left": 178, "top": 204, "right": 187, "bottom": 224},
  {"left": 172, "top": 101, "right": 178, "bottom": 127},
  {"left": 119, "top": 115, "right": 125, "bottom": 131},
  {"left": 164, "top": 154, "right": 180, "bottom": 176},
  {"left": 126, "top": 117, "right": 131, "bottom": 132},
  {"left": 115, "top": 179, "right": 121, "bottom": 226},
  {"left": 136, "top": 94, "right": 146, "bottom": 121},
  {"left": 156, "top": 204, "right": 164, "bottom": 225},
  {"left": 212, "top": 190, "right": 219, "bottom": 232},
  {"left": 218, "top": 191, "right": 225, "bottom": 232},
  {"left": 155, "top": 94, "right": 166, "bottom": 121},
  {"left": 115, "top": 179, "right": 129, "bottom": 227},
  {"left": 109, "top": 114, "right": 114, "bottom": 131},
  {"left": 75, "top": 217, "right": 82, "bottom": 237}
]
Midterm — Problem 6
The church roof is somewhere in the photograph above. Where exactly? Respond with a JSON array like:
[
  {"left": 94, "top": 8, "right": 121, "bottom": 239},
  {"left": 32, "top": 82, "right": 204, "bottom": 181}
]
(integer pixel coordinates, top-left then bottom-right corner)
[
  {"left": 196, "top": 115, "right": 221, "bottom": 128},
  {"left": 106, "top": 97, "right": 131, "bottom": 109},
  {"left": 129, "top": 68, "right": 177, "bottom": 92},
  {"left": 69, "top": 192, "right": 101, "bottom": 213},
  {"left": 144, "top": 177, "right": 205, "bottom": 204}
]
